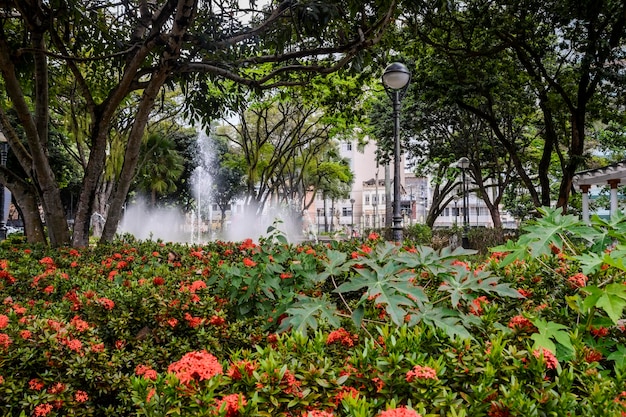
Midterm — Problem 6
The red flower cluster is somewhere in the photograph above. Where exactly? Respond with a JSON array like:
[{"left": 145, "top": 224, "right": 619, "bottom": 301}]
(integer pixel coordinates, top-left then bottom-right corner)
[
  {"left": 0, "top": 314, "right": 8, "bottom": 329},
  {"left": 136, "top": 364, "right": 158, "bottom": 380},
  {"left": 583, "top": 347, "right": 603, "bottom": 363},
  {"left": 74, "top": 390, "right": 89, "bottom": 403},
  {"left": 227, "top": 360, "right": 257, "bottom": 380},
  {"left": 33, "top": 403, "right": 53, "bottom": 416},
  {"left": 305, "top": 411, "right": 334, "bottom": 417},
  {"left": 239, "top": 238, "right": 256, "bottom": 251},
  {"left": 567, "top": 272, "right": 588, "bottom": 289},
  {"left": 0, "top": 333, "right": 12, "bottom": 349},
  {"left": 333, "top": 386, "right": 359, "bottom": 404},
  {"left": 97, "top": 297, "right": 115, "bottom": 310},
  {"left": 167, "top": 350, "right": 223, "bottom": 385},
  {"left": 215, "top": 393, "right": 247, "bottom": 417},
  {"left": 532, "top": 348, "right": 558, "bottom": 370},
  {"left": 378, "top": 407, "right": 422, "bottom": 417},
  {"left": 508, "top": 315, "right": 535, "bottom": 332},
  {"left": 590, "top": 326, "right": 609, "bottom": 337},
  {"left": 469, "top": 296, "right": 489, "bottom": 316},
  {"left": 242, "top": 257, "right": 257, "bottom": 267},
  {"left": 326, "top": 328, "right": 356, "bottom": 347},
  {"left": 406, "top": 365, "right": 438, "bottom": 382}
]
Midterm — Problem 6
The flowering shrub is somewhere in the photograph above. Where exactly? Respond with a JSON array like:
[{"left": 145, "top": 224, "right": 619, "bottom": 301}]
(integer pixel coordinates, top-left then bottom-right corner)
[{"left": 0, "top": 211, "right": 626, "bottom": 416}]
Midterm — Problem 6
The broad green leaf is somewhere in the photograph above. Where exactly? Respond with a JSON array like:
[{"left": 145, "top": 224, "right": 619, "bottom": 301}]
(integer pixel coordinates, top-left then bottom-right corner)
[
  {"left": 280, "top": 295, "right": 340, "bottom": 336},
  {"left": 607, "top": 344, "right": 626, "bottom": 368},
  {"left": 583, "top": 284, "right": 626, "bottom": 324},
  {"left": 412, "top": 306, "right": 471, "bottom": 340},
  {"left": 530, "top": 318, "right": 573, "bottom": 354}
]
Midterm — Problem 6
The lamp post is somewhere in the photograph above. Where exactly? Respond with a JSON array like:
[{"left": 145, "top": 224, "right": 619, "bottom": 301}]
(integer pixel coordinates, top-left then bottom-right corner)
[
  {"left": 382, "top": 62, "right": 411, "bottom": 242},
  {"left": 0, "top": 134, "right": 8, "bottom": 240},
  {"left": 350, "top": 198, "right": 355, "bottom": 237},
  {"left": 456, "top": 157, "right": 470, "bottom": 249}
]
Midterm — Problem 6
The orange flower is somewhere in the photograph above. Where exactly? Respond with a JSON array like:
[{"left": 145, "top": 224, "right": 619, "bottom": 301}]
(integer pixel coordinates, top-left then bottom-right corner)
[
  {"left": 98, "top": 298, "right": 115, "bottom": 310},
  {"left": 167, "top": 350, "right": 223, "bottom": 385},
  {"left": 532, "top": 348, "right": 558, "bottom": 370},
  {"left": 75, "top": 390, "right": 89, "bottom": 403},
  {"left": 33, "top": 403, "right": 53, "bottom": 416},
  {"left": 0, "top": 314, "right": 8, "bottom": 329},
  {"left": 378, "top": 407, "right": 421, "bottom": 417},
  {"left": 406, "top": 365, "right": 438, "bottom": 382},
  {"left": 215, "top": 393, "right": 247, "bottom": 417},
  {"left": 29, "top": 379, "right": 45, "bottom": 390},
  {"left": 508, "top": 315, "right": 535, "bottom": 332},
  {"left": 0, "top": 333, "right": 12, "bottom": 349},
  {"left": 567, "top": 273, "right": 588, "bottom": 289},
  {"left": 242, "top": 257, "right": 257, "bottom": 267},
  {"left": 326, "top": 328, "right": 356, "bottom": 347}
]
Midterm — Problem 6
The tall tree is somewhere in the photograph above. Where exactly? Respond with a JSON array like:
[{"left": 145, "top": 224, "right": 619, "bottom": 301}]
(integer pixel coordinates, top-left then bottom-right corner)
[
  {"left": 0, "top": 0, "right": 397, "bottom": 247},
  {"left": 403, "top": 0, "right": 626, "bottom": 211}
]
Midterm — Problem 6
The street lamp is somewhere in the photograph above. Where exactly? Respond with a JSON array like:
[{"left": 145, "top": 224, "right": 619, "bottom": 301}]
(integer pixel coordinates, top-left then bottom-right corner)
[
  {"left": 456, "top": 157, "right": 470, "bottom": 249},
  {"left": 0, "top": 134, "right": 8, "bottom": 240},
  {"left": 350, "top": 198, "right": 355, "bottom": 237},
  {"left": 382, "top": 62, "right": 411, "bottom": 242}
]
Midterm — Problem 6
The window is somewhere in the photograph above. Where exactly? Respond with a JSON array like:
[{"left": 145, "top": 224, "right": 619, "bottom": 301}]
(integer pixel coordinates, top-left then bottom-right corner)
[
  {"left": 342, "top": 207, "right": 352, "bottom": 217},
  {"left": 347, "top": 142, "right": 352, "bottom": 151},
  {"left": 317, "top": 209, "right": 324, "bottom": 217},
  {"left": 365, "top": 195, "right": 370, "bottom": 204}
]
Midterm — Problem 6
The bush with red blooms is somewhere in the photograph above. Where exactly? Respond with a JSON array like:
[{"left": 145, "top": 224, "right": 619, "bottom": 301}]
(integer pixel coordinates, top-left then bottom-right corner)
[{"left": 1, "top": 212, "right": 626, "bottom": 416}]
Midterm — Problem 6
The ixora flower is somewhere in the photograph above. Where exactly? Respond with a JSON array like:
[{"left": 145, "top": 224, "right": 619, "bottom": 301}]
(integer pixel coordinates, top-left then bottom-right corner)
[
  {"left": 167, "top": 350, "right": 223, "bottom": 385},
  {"left": 242, "top": 257, "right": 257, "bottom": 267},
  {"left": 567, "top": 272, "right": 588, "bottom": 289},
  {"left": 215, "top": 393, "right": 247, "bottom": 417},
  {"left": 378, "top": 406, "right": 422, "bottom": 417},
  {"left": 406, "top": 365, "right": 438, "bottom": 382},
  {"left": 326, "top": 328, "right": 356, "bottom": 347},
  {"left": 0, "top": 314, "right": 8, "bottom": 329},
  {"left": 33, "top": 403, "right": 54, "bottom": 416},
  {"left": 532, "top": 347, "right": 559, "bottom": 370},
  {"left": 305, "top": 411, "right": 335, "bottom": 417}
]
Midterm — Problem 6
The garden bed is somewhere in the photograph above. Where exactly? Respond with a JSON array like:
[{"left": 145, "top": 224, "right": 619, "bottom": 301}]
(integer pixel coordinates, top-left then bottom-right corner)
[{"left": 1, "top": 209, "right": 625, "bottom": 416}]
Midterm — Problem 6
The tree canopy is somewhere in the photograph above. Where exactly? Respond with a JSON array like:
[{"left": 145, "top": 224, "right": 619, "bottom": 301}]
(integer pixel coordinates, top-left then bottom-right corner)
[{"left": 0, "top": 0, "right": 397, "bottom": 246}]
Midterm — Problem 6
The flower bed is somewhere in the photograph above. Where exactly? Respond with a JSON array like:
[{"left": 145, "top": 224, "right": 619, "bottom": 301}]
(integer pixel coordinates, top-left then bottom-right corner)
[{"left": 1, "top": 209, "right": 626, "bottom": 416}]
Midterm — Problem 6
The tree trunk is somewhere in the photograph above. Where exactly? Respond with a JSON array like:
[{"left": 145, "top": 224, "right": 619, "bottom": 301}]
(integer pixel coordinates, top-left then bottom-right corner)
[
  {"left": 556, "top": 112, "right": 586, "bottom": 210},
  {"left": 100, "top": 74, "right": 168, "bottom": 243},
  {"left": 100, "top": 0, "right": 197, "bottom": 243},
  {"left": 0, "top": 33, "right": 69, "bottom": 246},
  {"left": 0, "top": 170, "right": 46, "bottom": 243}
]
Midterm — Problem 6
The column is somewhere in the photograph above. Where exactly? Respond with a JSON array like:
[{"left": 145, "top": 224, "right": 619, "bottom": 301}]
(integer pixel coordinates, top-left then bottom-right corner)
[
  {"left": 579, "top": 184, "right": 591, "bottom": 223},
  {"left": 608, "top": 179, "right": 621, "bottom": 217}
]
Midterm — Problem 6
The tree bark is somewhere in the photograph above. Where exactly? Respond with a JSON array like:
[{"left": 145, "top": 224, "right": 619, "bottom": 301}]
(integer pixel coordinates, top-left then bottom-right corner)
[{"left": 0, "top": 168, "right": 45, "bottom": 243}]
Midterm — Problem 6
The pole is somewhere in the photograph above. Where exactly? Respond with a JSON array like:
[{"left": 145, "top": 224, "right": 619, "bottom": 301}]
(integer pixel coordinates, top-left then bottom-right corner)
[
  {"left": 0, "top": 142, "right": 7, "bottom": 240},
  {"left": 392, "top": 90, "right": 403, "bottom": 242},
  {"left": 350, "top": 199, "right": 355, "bottom": 237},
  {"left": 462, "top": 168, "right": 469, "bottom": 249}
]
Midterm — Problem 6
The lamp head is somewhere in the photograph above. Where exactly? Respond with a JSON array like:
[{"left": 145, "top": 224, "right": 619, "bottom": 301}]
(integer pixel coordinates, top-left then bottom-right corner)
[
  {"left": 382, "top": 62, "right": 411, "bottom": 91},
  {"left": 456, "top": 157, "right": 470, "bottom": 170}
]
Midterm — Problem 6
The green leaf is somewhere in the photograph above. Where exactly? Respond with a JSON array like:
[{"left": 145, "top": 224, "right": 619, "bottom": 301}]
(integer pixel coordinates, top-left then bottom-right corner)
[
  {"left": 607, "top": 344, "right": 626, "bottom": 368},
  {"left": 530, "top": 318, "right": 574, "bottom": 355},
  {"left": 335, "top": 261, "right": 416, "bottom": 325},
  {"left": 593, "top": 284, "right": 626, "bottom": 324},
  {"left": 413, "top": 306, "right": 471, "bottom": 340},
  {"left": 437, "top": 266, "right": 523, "bottom": 308},
  {"left": 351, "top": 305, "right": 365, "bottom": 327},
  {"left": 280, "top": 294, "right": 340, "bottom": 336}
]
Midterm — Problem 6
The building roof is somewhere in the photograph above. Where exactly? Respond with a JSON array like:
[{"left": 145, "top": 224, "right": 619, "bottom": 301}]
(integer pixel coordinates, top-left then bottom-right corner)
[{"left": 573, "top": 159, "right": 626, "bottom": 188}]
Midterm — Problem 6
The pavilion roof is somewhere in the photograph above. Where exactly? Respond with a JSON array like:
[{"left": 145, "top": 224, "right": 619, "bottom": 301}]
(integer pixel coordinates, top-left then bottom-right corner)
[{"left": 573, "top": 159, "right": 626, "bottom": 189}]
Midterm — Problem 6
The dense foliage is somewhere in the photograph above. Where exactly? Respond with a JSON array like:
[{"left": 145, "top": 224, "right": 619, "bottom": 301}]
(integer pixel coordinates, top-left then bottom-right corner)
[{"left": 0, "top": 210, "right": 625, "bottom": 415}]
